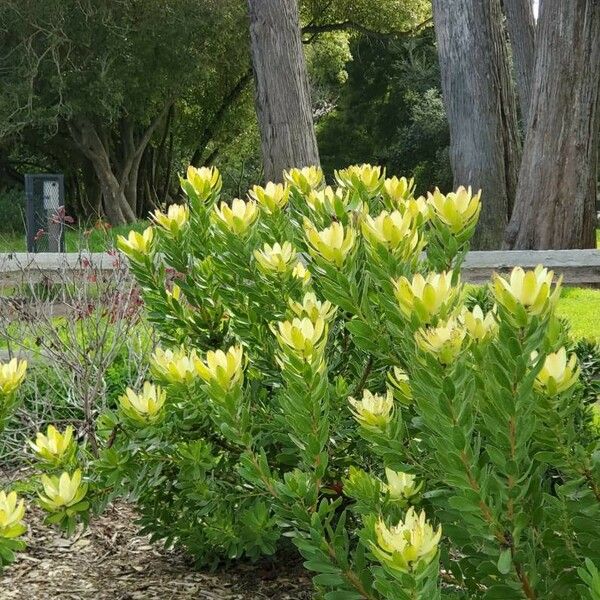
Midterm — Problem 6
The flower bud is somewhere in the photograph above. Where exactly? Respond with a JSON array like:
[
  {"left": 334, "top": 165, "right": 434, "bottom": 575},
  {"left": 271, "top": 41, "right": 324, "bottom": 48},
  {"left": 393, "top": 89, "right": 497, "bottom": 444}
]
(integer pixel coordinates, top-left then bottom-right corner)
[
  {"left": 382, "top": 176, "right": 415, "bottom": 206},
  {"left": 288, "top": 292, "right": 336, "bottom": 323},
  {"left": 460, "top": 305, "right": 497, "bottom": 343},
  {"left": 152, "top": 203, "right": 189, "bottom": 234},
  {"left": 427, "top": 186, "right": 481, "bottom": 235},
  {"left": 403, "top": 196, "right": 431, "bottom": 223},
  {"left": 372, "top": 507, "right": 441, "bottom": 573},
  {"left": 152, "top": 347, "right": 197, "bottom": 385},
  {"left": 28, "top": 425, "right": 75, "bottom": 465},
  {"left": 194, "top": 345, "right": 244, "bottom": 391},
  {"left": 415, "top": 318, "right": 466, "bottom": 365},
  {"left": 492, "top": 265, "right": 561, "bottom": 321},
  {"left": 361, "top": 210, "right": 421, "bottom": 258},
  {"left": 383, "top": 468, "right": 423, "bottom": 504},
  {"left": 304, "top": 219, "right": 356, "bottom": 267},
  {"left": 119, "top": 382, "right": 166, "bottom": 424},
  {"left": 0, "top": 490, "right": 26, "bottom": 539},
  {"left": 248, "top": 182, "right": 289, "bottom": 214},
  {"left": 534, "top": 347, "right": 579, "bottom": 395},
  {"left": 292, "top": 261, "right": 311, "bottom": 285},
  {"left": 284, "top": 166, "right": 324, "bottom": 194},
  {"left": 306, "top": 185, "right": 348, "bottom": 216},
  {"left": 274, "top": 317, "right": 327, "bottom": 360},
  {"left": 335, "top": 163, "right": 384, "bottom": 195},
  {"left": 117, "top": 227, "right": 154, "bottom": 261},
  {"left": 349, "top": 389, "right": 394, "bottom": 428},
  {"left": 213, "top": 198, "right": 258, "bottom": 235},
  {"left": 38, "top": 469, "right": 87, "bottom": 512},
  {"left": 185, "top": 165, "right": 222, "bottom": 201},
  {"left": 393, "top": 271, "right": 459, "bottom": 324},
  {"left": 253, "top": 242, "right": 297, "bottom": 274},
  {"left": 0, "top": 358, "right": 27, "bottom": 396}
]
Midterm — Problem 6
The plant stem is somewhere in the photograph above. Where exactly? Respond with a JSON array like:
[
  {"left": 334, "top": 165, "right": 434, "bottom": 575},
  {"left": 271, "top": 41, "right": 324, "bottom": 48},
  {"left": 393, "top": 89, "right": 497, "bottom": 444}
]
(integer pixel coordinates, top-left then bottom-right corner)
[{"left": 351, "top": 355, "right": 374, "bottom": 398}]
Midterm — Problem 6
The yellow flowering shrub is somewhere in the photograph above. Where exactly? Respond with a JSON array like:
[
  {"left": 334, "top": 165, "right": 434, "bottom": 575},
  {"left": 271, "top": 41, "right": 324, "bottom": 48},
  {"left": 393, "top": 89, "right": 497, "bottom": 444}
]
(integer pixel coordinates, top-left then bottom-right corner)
[{"left": 107, "top": 162, "right": 598, "bottom": 599}]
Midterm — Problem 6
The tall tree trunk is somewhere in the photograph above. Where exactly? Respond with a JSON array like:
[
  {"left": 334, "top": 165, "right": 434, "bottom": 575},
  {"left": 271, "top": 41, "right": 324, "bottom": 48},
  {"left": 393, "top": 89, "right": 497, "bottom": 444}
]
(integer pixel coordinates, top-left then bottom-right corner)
[
  {"left": 433, "top": 0, "right": 522, "bottom": 249},
  {"left": 505, "top": 0, "right": 600, "bottom": 249},
  {"left": 247, "top": 0, "right": 320, "bottom": 182},
  {"left": 502, "top": 0, "right": 536, "bottom": 129}
]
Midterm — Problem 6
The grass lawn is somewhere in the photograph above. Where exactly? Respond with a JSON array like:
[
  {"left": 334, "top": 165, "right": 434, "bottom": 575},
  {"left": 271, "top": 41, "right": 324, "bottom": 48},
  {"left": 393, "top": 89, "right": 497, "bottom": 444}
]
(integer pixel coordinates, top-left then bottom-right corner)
[
  {"left": 557, "top": 287, "right": 600, "bottom": 341},
  {"left": 0, "top": 221, "right": 147, "bottom": 253}
]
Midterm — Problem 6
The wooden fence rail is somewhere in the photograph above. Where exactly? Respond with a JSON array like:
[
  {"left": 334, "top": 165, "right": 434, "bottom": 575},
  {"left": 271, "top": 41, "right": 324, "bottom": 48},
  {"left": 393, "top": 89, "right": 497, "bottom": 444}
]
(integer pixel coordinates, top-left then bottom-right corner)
[{"left": 1, "top": 249, "right": 600, "bottom": 287}]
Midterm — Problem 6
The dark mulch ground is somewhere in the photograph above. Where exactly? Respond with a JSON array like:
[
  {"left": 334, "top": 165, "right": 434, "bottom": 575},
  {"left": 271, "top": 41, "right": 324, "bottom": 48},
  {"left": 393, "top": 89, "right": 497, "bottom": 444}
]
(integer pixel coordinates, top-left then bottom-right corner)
[{"left": 0, "top": 471, "right": 313, "bottom": 599}]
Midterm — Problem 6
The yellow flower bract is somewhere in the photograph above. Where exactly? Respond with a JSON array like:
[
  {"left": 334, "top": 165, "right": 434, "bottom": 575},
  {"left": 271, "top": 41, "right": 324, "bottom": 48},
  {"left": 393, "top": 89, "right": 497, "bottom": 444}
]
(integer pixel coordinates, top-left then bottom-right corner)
[
  {"left": 254, "top": 242, "right": 297, "bottom": 274},
  {"left": 361, "top": 209, "right": 421, "bottom": 258},
  {"left": 304, "top": 219, "right": 356, "bottom": 267},
  {"left": 373, "top": 507, "right": 441, "bottom": 573},
  {"left": 38, "top": 469, "right": 87, "bottom": 512},
  {"left": 214, "top": 198, "right": 258, "bottom": 235},
  {"left": 534, "top": 347, "right": 579, "bottom": 395},
  {"left": 0, "top": 490, "right": 26, "bottom": 539},
  {"left": 275, "top": 317, "right": 327, "bottom": 360},
  {"left": 348, "top": 389, "right": 394, "bottom": 428},
  {"left": 384, "top": 468, "right": 423, "bottom": 504},
  {"left": 186, "top": 165, "right": 222, "bottom": 200},
  {"left": 427, "top": 186, "right": 481, "bottom": 234},
  {"left": 335, "top": 163, "right": 384, "bottom": 194},
  {"left": 383, "top": 176, "right": 415, "bottom": 205},
  {"left": 394, "top": 271, "right": 459, "bottom": 324},
  {"left": 116, "top": 227, "right": 154, "bottom": 259},
  {"left": 119, "top": 382, "right": 166, "bottom": 424},
  {"left": 288, "top": 292, "right": 336, "bottom": 323},
  {"left": 248, "top": 182, "right": 289, "bottom": 214},
  {"left": 152, "top": 347, "right": 197, "bottom": 385},
  {"left": 0, "top": 358, "right": 27, "bottom": 396},
  {"left": 29, "top": 424, "right": 75, "bottom": 464},
  {"left": 461, "top": 305, "right": 497, "bottom": 343},
  {"left": 284, "top": 166, "right": 324, "bottom": 194},
  {"left": 415, "top": 317, "right": 466, "bottom": 365},
  {"left": 152, "top": 203, "right": 189, "bottom": 233},
  {"left": 492, "top": 265, "right": 561, "bottom": 319},
  {"left": 194, "top": 345, "right": 244, "bottom": 391}
]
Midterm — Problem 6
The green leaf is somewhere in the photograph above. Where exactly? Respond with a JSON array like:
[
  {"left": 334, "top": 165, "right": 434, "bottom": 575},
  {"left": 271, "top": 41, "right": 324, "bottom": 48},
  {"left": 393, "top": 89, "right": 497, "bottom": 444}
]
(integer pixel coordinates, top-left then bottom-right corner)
[{"left": 497, "top": 548, "right": 512, "bottom": 575}]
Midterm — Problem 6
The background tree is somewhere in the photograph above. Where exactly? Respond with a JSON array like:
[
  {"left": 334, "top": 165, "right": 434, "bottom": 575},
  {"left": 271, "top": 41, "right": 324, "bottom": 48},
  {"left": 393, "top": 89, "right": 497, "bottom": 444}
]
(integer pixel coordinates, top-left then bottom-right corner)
[
  {"left": 505, "top": 0, "right": 600, "bottom": 249},
  {"left": 432, "top": 0, "right": 521, "bottom": 249},
  {"left": 0, "top": 0, "right": 250, "bottom": 225},
  {"left": 502, "top": 0, "right": 536, "bottom": 129},
  {"left": 317, "top": 30, "right": 452, "bottom": 194},
  {"left": 247, "top": 0, "right": 320, "bottom": 182}
]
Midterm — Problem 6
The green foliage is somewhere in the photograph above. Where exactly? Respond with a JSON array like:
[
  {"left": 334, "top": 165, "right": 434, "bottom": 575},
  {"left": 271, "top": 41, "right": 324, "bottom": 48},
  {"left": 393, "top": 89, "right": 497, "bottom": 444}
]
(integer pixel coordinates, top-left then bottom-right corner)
[
  {"left": 0, "top": 188, "right": 25, "bottom": 234},
  {"left": 317, "top": 29, "right": 452, "bottom": 195}
]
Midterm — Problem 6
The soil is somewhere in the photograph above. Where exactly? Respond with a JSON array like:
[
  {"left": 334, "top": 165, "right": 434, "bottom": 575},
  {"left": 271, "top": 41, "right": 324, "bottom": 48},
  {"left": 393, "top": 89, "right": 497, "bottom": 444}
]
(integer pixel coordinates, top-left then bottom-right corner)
[{"left": 0, "top": 471, "right": 313, "bottom": 599}]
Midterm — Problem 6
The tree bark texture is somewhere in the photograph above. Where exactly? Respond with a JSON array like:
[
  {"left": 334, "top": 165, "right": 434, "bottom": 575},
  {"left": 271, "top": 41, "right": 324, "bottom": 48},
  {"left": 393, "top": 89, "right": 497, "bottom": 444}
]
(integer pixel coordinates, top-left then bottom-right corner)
[
  {"left": 502, "top": 0, "right": 536, "bottom": 129},
  {"left": 247, "top": 0, "right": 320, "bottom": 183},
  {"left": 68, "top": 103, "right": 171, "bottom": 225},
  {"left": 433, "top": 0, "right": 522, "bottom": 249},
  {"left": 505, "top": 0, "right": 600, "bottom": 249}
]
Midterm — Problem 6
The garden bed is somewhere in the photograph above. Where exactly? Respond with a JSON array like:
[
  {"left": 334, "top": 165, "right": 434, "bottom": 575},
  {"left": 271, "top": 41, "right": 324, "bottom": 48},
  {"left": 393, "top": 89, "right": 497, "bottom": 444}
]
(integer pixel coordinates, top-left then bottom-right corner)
[{"left": 0, "top": 473, "right": 311, "bottom": 599}]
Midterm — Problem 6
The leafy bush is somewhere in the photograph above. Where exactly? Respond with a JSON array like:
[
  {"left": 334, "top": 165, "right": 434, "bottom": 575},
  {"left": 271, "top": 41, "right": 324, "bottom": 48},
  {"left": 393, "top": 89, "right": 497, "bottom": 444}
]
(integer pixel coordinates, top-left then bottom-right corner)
[
  {"left": 0, "top": 187, "right": 26, "bottom": 234},
  {"left": 18, "top": 163, "right": 598, "bottom": 598}
]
